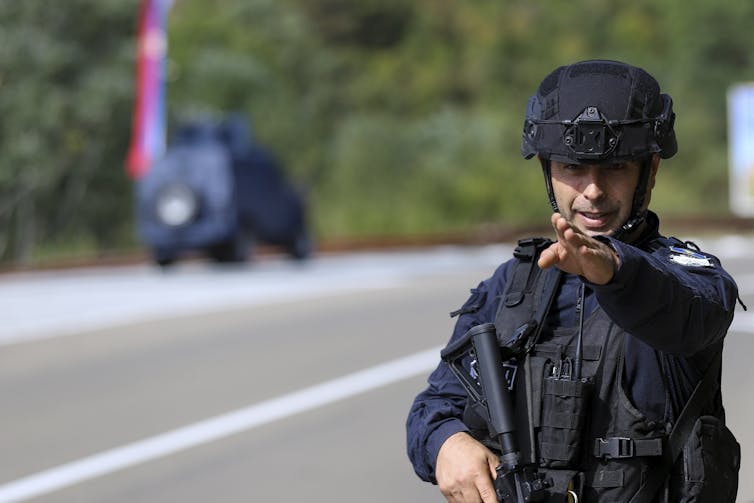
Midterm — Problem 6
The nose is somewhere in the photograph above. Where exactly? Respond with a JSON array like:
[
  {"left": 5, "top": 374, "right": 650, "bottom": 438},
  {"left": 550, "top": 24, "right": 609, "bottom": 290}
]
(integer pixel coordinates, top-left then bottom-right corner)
[{"left": 582, "top": 167, "right": 606, "bottom": 200}]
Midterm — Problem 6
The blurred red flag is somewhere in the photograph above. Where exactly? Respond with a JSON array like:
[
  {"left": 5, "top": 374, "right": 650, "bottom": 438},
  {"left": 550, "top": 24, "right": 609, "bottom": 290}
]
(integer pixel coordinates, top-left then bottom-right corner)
[{"left": 126, "top": 0, "right": 172, "bottom": 179}]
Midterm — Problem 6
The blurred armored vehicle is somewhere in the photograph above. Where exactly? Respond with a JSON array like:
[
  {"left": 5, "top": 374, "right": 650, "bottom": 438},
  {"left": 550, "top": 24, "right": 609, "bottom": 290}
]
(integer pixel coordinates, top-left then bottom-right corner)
[{"left": 136, "top": 114, "right": 311, "bottom": 266}]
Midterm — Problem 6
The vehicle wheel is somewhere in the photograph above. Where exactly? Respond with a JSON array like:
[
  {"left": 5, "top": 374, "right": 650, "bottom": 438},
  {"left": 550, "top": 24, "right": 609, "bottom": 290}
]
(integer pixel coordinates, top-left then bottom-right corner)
[
  {"left": 288, "top": 230, "right": 312, "bottom": 260},
  {"left": 209, "top": 232, "right": 251, "bottom": 263},
  {"left": 154, "top": 248, "right": 176, "bottom": 267}
]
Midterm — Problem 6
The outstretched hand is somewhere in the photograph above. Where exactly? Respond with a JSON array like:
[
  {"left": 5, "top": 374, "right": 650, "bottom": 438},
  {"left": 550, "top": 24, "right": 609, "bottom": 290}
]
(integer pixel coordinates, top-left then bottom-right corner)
[{"left": 537, "top": 213, "right": 619, "bottom": 285}]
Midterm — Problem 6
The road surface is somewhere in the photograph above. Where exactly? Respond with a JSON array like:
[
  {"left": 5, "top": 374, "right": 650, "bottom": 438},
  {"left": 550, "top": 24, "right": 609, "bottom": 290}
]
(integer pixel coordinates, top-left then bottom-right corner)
[{"left": 0, "top": 238, "right": 752, "bottom": 502}]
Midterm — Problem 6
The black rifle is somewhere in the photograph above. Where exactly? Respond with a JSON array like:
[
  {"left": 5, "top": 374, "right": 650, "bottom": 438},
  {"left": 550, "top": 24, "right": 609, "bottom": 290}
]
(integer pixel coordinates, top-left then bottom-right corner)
[{"left": 441, "top": 323, "right": 550, "bottom": 502}]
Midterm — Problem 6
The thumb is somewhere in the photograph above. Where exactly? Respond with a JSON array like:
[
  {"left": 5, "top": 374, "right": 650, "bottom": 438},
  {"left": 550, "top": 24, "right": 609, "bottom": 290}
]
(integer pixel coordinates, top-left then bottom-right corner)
[{"left": 537, "top": 242, "right": 561, "bottom": 269}]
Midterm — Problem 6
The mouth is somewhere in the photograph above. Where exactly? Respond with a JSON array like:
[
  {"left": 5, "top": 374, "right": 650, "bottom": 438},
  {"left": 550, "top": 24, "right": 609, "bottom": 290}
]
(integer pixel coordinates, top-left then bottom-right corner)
[{"left": 574, "top": 210, "right": 616, "bottom": 232}]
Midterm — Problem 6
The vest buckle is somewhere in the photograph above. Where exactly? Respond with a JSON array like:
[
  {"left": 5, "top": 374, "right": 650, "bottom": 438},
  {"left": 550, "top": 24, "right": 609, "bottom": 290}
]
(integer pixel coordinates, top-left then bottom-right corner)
[{"left": 595, "top": 437, "right": 634, "bottom": 459}]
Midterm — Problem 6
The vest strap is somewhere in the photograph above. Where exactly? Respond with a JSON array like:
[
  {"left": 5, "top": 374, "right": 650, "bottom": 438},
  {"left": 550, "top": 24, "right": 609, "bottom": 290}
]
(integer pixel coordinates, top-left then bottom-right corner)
[
  {"left": 593, "top": 437, "right": 663, "bottom": 459},
  {"left": 493, "top": 237, "right": 563, "bottom": 465},
  {"left": 628, "top": 351, "right": 724, "bottom": 503},
  {"left": 504, "top": 237, "right": 553, "bottom": 308}
]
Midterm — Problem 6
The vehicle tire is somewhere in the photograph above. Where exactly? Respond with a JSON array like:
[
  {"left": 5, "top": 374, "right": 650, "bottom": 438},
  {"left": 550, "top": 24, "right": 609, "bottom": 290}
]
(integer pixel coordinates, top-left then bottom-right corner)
[
  {"left": 154, "top": 248, "right": 176, "bottom": 267},
  {"left": 288, "top": 230, "right": 312, "bottom": 260},
  {"left": 209, "top": 232, "right": 251, "bottom": 263}
]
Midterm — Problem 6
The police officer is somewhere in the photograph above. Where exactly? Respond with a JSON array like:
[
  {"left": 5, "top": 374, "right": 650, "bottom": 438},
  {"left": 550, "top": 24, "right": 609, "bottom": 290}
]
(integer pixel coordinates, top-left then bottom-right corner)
[{"left": 406, "top": 60, "right": 742, "bottom": 502}]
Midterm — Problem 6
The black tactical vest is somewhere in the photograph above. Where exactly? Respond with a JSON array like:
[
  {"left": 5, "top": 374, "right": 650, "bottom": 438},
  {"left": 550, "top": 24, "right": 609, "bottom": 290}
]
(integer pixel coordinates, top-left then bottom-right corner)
[{"left": 469, "top": 238, "right": 741, "bottom": 502}]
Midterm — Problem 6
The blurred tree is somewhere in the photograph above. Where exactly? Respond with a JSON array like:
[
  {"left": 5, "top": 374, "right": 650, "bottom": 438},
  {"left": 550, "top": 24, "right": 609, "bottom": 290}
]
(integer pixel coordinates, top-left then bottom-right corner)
[
  {"left": 0, "top": 0, "right": 137, "bottom": 263},
  {"left": 1, "top": 0, "right": 754, "bottom": 265}
]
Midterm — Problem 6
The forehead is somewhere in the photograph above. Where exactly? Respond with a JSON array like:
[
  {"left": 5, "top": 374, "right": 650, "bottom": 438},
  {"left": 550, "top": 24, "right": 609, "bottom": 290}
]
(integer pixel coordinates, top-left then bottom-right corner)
[{"left": 550, "top": 160, "right": 641, "bottom": 169}]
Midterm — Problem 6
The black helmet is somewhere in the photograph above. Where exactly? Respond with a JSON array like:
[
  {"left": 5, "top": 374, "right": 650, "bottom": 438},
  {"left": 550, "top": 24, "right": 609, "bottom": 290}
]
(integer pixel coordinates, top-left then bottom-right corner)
[{"left": 521, "top": 59, "right": 676, "bottom": 164}]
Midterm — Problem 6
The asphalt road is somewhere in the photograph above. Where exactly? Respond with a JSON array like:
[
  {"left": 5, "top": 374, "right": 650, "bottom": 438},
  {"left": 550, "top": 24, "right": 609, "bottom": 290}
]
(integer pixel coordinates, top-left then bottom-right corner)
[{"left": 0, "top": 238, "right": 752, "bottom": 503}]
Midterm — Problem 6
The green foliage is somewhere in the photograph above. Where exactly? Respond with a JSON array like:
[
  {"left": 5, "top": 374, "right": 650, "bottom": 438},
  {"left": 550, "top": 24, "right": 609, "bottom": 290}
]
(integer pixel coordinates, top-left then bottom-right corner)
[
  {"left": 1, "top": 0, "right": 754, "bottom": 264},
  {"left": 318, "top": 107, "right": 548, "bottom": 237},
  {"left": 0, "top": 0, "right": 138, "bottom": 263}
]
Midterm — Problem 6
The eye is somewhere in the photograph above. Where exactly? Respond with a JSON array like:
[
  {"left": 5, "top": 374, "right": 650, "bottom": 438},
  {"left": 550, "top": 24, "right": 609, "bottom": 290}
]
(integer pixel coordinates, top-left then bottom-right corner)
[{"left": 552, "top": 162, "right": 586, "bottom": 175}]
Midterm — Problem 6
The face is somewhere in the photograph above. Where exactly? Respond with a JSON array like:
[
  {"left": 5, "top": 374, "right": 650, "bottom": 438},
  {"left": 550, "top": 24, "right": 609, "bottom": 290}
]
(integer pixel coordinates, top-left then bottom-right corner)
[{"left": 549, "top": 157, "right": 659, "bottom": 237}]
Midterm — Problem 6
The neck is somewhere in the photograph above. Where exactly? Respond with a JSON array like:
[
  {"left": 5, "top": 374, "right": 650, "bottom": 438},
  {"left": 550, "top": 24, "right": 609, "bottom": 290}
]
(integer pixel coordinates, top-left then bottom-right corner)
[{"left": 613, "top": 210, "right": 660, "bottom": 245}]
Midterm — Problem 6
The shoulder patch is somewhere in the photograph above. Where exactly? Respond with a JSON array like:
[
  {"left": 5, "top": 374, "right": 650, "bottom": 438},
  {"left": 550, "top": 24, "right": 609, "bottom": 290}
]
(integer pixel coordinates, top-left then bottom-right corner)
[{"left": 668, "top": 246, "right": 714, "bottom": 267}]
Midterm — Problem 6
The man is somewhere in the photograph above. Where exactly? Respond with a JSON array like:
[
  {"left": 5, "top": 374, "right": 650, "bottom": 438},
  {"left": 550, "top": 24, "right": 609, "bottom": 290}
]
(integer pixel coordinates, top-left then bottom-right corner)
[{"left": 406, "top": 60, "right": 742, "bottom": 502}]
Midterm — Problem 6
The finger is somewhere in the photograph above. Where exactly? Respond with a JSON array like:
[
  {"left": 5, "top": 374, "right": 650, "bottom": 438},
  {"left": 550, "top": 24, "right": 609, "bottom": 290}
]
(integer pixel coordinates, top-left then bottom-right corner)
[
  {"left": 537, "top": 243, "right": 560, "bottom": 269},
  {"left": 564, "top": 228, "right": 591, "bottom": 252},
  {"left": 552, "top": 213, "right": 569, "bottom": 240},
  {"left": 556, "top": 218, "right": 587, "bottom": 255},
  {"left": 483, "top": 459, "right": 500, "bottom": 502},
  {"left": 443, "top": 491, "right": 460, "bottom": 503},
  {"left": 441, "top": 486, "right": 463, "bottom": 503},
  {"left": 447, "top": 486, "right": 477, "bottom": 503},
  {"left": 562, "top": 221, "right": 599, "bottom": 252},
  {"left": 477, "top": 478, "right": 498, "bottom": 503}
]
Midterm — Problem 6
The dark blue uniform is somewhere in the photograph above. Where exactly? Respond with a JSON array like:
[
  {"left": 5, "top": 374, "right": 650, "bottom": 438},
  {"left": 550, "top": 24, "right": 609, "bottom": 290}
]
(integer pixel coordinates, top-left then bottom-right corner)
[{"left": 406, "top": 212, "right": 739, "bottom": 483}]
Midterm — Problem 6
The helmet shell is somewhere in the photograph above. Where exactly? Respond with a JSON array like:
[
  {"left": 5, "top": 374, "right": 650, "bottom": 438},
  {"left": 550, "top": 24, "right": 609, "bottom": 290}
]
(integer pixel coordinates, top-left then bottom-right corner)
[{"left": 522, "top": 60, "right": 677, "bottom": 164}]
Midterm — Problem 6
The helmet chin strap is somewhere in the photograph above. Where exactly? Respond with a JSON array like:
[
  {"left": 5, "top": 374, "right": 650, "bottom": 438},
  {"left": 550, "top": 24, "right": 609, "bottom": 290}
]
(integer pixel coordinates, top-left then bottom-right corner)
[
  {"left": 540, "top": 157, "right": 652, "bottom": 243},
  {"left": 539, "top": 157, "right": 559, "bottom": 212},
  {"left": 612, "top": 158, "right": 652, "bottom": 242}
]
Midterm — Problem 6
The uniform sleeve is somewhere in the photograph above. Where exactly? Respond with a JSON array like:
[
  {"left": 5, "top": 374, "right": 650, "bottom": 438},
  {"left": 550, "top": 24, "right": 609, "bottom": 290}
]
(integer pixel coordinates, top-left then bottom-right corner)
[
  {"left": 405, "top": 264, "right": 509, "bottom": 483},
  {"left": 591, "top": 238, "right": 739, "bottom": 356}
]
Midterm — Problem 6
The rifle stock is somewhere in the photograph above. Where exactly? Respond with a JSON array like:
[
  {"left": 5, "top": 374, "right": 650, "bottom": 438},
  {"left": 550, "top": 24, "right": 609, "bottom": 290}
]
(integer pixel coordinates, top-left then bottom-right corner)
[{"left": 442, "top": 323, "right": 550, "bottom": 502}]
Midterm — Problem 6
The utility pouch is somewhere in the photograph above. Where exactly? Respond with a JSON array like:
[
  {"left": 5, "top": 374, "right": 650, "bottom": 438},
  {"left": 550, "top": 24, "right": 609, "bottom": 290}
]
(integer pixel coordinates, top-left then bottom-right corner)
[
  {"left": 539, "top": 373, "right": 594, "bottom": 468},
  {"left": 674, "top": 415, "right": 740, "bottom": 502}
]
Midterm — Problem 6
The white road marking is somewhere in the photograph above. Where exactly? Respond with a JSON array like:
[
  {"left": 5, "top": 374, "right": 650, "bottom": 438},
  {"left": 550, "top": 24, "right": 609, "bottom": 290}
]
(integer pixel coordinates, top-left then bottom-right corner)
[{"left": 0, "top": 346, "right": 442, "bottom": 503}]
